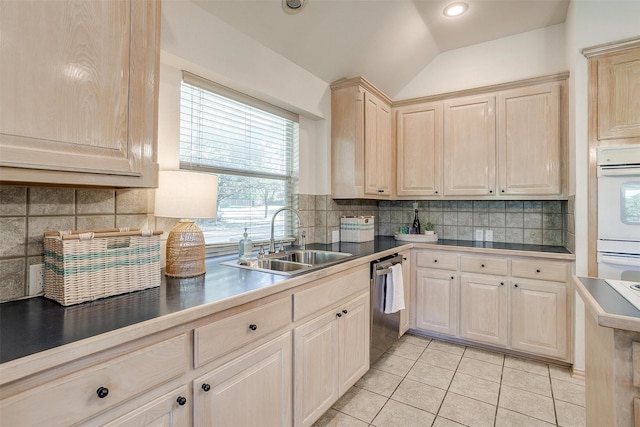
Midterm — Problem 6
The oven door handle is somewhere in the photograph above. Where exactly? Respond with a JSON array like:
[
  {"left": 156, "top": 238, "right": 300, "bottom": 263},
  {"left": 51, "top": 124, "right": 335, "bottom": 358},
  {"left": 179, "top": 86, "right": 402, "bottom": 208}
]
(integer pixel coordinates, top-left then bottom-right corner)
[
  {"left": 598, "top": 166, "right": 640, "bottom": 177},
  {"left": 599, "top": 254, "right": 640, "bottom": 267}
]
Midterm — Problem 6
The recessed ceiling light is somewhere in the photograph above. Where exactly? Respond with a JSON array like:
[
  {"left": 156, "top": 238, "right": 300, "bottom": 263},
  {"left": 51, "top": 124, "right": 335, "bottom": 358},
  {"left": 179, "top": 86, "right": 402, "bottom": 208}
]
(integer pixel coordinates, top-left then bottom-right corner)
[
  {"left": 443, "top": 2, "right": 468, "bottom": 17},
  {"left": 282, "top": 0, "right": 307, "bottom": 14}
]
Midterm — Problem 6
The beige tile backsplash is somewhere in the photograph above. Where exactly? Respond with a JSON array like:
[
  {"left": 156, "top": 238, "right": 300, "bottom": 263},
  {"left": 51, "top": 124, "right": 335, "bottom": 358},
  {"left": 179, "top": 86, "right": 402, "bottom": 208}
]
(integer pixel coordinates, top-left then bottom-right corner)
[{"left": 0, "top": 184, "right": 571, "bottom": 302}]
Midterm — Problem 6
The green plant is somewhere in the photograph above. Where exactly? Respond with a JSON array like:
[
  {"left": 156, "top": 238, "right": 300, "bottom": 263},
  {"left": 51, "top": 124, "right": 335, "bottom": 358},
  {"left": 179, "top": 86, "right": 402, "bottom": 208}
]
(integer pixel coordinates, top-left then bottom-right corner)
[{"left": 423, "top": 222, "right": 434, "bottom": 232}]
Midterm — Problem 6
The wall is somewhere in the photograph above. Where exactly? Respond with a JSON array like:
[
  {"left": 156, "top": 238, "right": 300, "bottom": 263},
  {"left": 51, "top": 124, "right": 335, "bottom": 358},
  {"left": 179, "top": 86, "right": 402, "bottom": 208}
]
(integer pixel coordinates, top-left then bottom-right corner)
[
  {"left": 159, "top": 0, "right": 332, "bottom": 196},
  {"left": 395, "top": 23, "right": 567, "bottom": 100}
]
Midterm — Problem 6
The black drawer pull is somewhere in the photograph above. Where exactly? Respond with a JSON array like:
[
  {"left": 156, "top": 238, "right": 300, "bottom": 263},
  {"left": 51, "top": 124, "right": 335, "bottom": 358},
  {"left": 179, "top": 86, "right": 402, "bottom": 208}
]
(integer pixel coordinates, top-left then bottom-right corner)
[
  {"left": 536, "top": 269, "right": 541, "bottom": 273},
  {"left": 96, "top": 387, "right": 109, "bottom": 399},
  {"left": 249, "top": 324, "right": 257, "bottom": 331},
  {"left": 202, "top": 383, "right": 211, "bottom": 392},
  {"left": 336, "top": 312, "right": 342, "bottom": 318},
  {"left": 342, "top": 309, "right": 348, "bottom": 314},
  {"left": 177, "top": 396, "right": 187, "bottom": 406}
]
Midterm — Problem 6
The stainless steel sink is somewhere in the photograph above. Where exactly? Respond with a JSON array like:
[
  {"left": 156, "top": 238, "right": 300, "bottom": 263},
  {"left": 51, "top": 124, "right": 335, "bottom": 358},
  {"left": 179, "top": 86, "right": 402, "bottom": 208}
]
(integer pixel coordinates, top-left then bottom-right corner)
[
  {"left": 221, "top": 250, "right": 353, "bottom": 276},
  {"left": 277, "top": 250, "right": 352, "bottom": 265}
]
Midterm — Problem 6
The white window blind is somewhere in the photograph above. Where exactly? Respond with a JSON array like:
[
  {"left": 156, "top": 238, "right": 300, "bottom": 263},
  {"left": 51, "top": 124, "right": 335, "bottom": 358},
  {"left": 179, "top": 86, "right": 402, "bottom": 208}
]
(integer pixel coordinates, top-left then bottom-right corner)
[{"left": 180, "top": 72, "right": 299, "bottom": 248}]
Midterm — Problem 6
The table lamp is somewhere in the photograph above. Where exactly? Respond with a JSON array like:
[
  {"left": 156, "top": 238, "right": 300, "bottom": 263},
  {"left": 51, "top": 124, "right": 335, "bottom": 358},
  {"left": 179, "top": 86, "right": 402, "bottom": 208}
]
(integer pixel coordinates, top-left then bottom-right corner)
[{"left": 155, "top": 170, "right": 218, "bottom": 277}]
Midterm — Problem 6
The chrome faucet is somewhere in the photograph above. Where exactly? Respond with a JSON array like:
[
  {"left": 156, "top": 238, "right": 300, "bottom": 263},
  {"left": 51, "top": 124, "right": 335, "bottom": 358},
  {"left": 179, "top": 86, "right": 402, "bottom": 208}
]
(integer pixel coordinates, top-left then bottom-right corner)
[{"left": 269, "top": 207, "right": 303, "bottom": 253}]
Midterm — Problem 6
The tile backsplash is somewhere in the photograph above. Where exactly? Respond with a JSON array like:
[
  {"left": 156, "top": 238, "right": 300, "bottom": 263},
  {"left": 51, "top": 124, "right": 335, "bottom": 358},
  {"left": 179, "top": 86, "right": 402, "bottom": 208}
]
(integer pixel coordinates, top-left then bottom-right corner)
[
  {"left": 0, "top": 185, "right": 153, "bottom": 301},
  {"left": 0, "top": 184, "right": 572, "bottom": 302}
]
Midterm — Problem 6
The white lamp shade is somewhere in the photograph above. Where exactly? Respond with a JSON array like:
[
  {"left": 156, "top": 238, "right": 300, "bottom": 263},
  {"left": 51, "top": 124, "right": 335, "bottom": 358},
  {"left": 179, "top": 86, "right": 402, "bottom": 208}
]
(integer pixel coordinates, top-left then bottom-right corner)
[{"left": 155, "top": 170, "right": 218, "bottom": 219}]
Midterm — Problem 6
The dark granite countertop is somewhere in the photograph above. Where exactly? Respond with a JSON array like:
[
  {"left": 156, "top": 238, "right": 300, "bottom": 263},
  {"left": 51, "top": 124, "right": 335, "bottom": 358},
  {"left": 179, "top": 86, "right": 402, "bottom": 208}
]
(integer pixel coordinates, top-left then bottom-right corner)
[
  {"left": 575, "top": 276, "right": 640, "bottom": 325},
  {"left": 0, "top": 237, "right": 572, "bottom": 365}
]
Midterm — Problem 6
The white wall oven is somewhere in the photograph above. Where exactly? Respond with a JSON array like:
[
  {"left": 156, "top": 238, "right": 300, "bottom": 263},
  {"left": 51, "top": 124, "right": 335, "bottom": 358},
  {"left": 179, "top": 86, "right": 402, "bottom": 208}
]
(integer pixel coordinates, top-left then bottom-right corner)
[{"left": 597, "top": 145, "right": 640, "bottom": 281}]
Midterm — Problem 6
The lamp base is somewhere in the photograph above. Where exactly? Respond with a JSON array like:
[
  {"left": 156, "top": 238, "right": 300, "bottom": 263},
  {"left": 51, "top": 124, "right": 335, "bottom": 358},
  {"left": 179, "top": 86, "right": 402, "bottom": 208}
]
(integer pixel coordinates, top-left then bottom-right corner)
[{"left": 165, "top": 219, "right": 206, "bottom": 278}]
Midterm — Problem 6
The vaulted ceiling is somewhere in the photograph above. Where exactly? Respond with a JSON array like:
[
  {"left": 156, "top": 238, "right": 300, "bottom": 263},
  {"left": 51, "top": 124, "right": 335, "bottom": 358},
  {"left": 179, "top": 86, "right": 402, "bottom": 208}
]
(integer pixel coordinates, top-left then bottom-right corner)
[{"left": 193, "top": 0, "right": 569, "bottom": 98}]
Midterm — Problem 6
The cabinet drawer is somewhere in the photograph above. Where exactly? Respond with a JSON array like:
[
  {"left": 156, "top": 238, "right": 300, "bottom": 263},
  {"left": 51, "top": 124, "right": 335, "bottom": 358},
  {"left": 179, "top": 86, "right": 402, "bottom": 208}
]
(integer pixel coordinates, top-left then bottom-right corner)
[
  {"left": 294, "top": 265, "right": 369, "bottom": 322},
  {"left": 415, "top": 251, "right": 458, "bottom": 271},
  {"left": 0, "top": 335, "right": 188, "bottom": 427},
  {"left": 460, "top": 255, "right": 508, "bottom": 276},
  {"left": 194, "top": 296, "right": 291, "bottom": 368},
  {"left": 511, "top": 259, "right": 568, "bottom": 283}
]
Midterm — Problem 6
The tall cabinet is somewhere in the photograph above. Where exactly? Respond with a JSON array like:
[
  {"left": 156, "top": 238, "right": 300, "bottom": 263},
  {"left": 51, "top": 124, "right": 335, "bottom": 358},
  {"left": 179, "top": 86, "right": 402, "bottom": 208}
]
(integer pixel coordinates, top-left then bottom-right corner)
[
  {"left": 331, "top": 77, "right": 393, "bottom": 199},
  {"left": 0, "top": 0, "right": 160, "bottom": 187},
  {"left": 583, "top": 38, "right": 640, "bottom": 276}
]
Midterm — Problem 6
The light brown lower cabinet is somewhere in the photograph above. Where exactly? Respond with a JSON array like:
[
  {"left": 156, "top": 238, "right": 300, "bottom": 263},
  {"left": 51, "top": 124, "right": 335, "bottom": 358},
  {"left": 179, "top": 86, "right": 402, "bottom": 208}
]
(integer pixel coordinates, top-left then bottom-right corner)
[
  {"left": 193, "top": 332, "right": 292, "bottom": 427},
  {"left": 103, "top": 386, "right": 189, "bottom": 427},
  {"left": 294, "top": 291, "right": 370, "bottom": 427},
  {"left": 510, "top": 278, "right": 568, "bottom": 359},
  {"left": 412, "top": 249, "right": 572, "bottom": 362},
  {"left": 459, "top": 274, "right": 508, "bottom": 347},
  {"left": 414, "top": 268, "right": 459, "bottom": 337}
]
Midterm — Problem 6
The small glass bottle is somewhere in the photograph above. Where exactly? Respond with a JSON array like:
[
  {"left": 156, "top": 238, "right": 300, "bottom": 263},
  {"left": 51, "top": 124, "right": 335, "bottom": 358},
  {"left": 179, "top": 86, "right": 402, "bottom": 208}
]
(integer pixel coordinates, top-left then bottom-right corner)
[
  {"left": 412, "top": 202, "right": 421, "bottom": 234},
  {"left": 238, "top": 228, "right": 253, "bottom": 261}
]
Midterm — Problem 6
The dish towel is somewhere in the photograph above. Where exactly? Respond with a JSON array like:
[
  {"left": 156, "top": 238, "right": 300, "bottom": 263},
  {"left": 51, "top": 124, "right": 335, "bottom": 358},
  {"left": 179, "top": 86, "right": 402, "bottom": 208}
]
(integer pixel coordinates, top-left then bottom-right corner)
[{"left": 384, "top": 263, "right": 405, "bottom": 313}]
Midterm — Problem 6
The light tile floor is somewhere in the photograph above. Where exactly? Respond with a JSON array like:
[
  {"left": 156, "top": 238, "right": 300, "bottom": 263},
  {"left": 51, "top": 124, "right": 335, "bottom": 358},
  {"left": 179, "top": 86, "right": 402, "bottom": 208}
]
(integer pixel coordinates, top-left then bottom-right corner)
[{"left": 314, "top": 334, "right": 585, "bottom": 427}]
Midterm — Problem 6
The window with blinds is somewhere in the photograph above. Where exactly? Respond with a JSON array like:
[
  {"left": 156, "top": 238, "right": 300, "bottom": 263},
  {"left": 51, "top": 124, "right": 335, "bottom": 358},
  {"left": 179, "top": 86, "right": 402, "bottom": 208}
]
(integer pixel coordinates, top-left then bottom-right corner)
[{"left": 179, "top": 72, "right": 299, "bottom": 248}]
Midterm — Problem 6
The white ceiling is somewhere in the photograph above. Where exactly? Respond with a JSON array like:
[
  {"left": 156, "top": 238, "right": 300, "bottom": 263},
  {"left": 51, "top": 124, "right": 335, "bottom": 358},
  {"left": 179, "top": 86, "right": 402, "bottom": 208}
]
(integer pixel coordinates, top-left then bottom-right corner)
[{"left": 193, "top": 0, "right": 569, "bottom": 98}]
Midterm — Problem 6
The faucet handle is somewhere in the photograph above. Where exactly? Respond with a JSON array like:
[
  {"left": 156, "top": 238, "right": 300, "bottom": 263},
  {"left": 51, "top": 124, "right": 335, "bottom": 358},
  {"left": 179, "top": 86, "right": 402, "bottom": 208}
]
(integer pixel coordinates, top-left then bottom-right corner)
[
  {"left": 278, "top": 240, "right": 285, "bottom": 253},
  {"left": 300, "top": 231, "right": 306, "bottom": 250},
  {"left": 258, "top": 245, "right": 265, "bottom": 258}
]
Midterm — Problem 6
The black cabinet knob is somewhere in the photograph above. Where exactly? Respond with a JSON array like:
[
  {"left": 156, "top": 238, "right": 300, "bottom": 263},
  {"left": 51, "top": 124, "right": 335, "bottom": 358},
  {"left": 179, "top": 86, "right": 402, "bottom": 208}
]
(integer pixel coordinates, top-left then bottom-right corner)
[
  {"left": 202, "top": 383, "right": 211, "bottom": 392},
  {"left": 451, "top": 276, "right": 454, "bottom": 280},
  {"left": 514, "top": 284, "right": 519, "bottom": 288},
  {"left": 489, "top": 190, "right": 493, "bottom": 194},
  {"left": 500, "top": 282, "right": 504, "bottom": 286},
  {"left": 536, "top": 269, "right": 541, "bottom": 273},
  {"left": 342, "top": 309, "right": 348, "bottom": 314},
  {"left": 501, "top": 189, "right": 505, "bottom": 193},
  {"left": 249, "top": 324, "right": 257, "bottom": 331},
  {"left": 177, "top": 396, "right": 187, "bottom": 406},
  {"left": 435, "top": 191, "right": 438, "bottom": 194},
  {"left": 378, "top": 189, "right": 384, "bottom": 193},
  {"left": 481, "top": 264, "right": 485, "bottom": 268},
  {"left": 434, "top": 259, "right": 438, "bottom": 263},
  {"left": 96, "top": 387, "right": 109, "bottom": 399},
  {"left": 403, "top": 257, "right": 407, "bottom": 261},
  {"left": 336, "top": 312, "right": 342, "bottom": 318}
]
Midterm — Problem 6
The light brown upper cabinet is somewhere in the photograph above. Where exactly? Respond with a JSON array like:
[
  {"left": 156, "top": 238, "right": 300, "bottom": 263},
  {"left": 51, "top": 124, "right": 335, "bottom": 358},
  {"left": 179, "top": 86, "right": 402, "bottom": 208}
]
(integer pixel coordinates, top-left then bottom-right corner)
[
  {"left": 331, "top": 78, "right": 393, "bottom": 199},
  {"left": 595, "top": 47, "right": 640, "bottom": 141},
  {"left": 0, "top": 0, "right": 160, "bottom": 187},
  {"left": 497, "top": 82, "right": 563, "bottom": 196},
  {"left": 443, "top": 95, "right": 497, "bottom": 196},
  {"left": 396, "top": 102, "right": 443, "bottom": 197}
]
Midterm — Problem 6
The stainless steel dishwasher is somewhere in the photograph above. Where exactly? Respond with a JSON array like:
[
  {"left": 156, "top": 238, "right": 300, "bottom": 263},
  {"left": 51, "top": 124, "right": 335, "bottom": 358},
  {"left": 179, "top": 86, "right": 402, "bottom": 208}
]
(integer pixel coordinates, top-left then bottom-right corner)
[{"left": 370, "top": 253, "right": 403, "bottom": 365}]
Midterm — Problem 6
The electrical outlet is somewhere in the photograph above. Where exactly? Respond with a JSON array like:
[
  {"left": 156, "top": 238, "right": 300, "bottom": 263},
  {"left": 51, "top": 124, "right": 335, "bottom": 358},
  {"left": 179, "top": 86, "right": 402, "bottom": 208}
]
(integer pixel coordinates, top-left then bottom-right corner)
[
  {"left": 29, "top": 263, "right": 44, "bottom": 296},
  {"left": 474, "top": 229, "right": 484, "bottom": 241},
  {"left": 485, "top": 230, "right": 494, "bottom": 242}
]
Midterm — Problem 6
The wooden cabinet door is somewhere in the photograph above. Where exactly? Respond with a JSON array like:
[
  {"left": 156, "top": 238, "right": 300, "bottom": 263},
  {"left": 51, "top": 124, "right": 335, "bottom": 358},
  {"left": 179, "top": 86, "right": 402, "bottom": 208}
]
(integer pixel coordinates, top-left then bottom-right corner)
[
  {"left": 103, "top": 386, "right": 189, "bottom": 427},
  {"left": 597, "top": 47, "right": 640, "bottom": 141},
  {"left": 510, "top": 278, "right": 568, "bottom": 360},
  {"left": 399, "top": 251, "right": 411, "bottom": 336},
  {"left": 294, "top": 312, "right": 340, "bottom": 427},
  {"left": 443, "top": 95, "right": 496, "bottom": 196},
  {"left": 338, "top": 293, "right": 370, "bottom": 395},
  {"left": 459, "top": 275, "right": 508, "bottom": 347},
  {"left": 194, "top": 333, "right": 292, "bottom": 427},
  {"left": 497, "top": 83, "right": 562, "bottom": 195},
  {"left": 415, "top": 268, "right": 458, "bottom": 336},
  {"left": 396, "top": 103, "right": 443, "bottom": 197},
  {"left": 364, "top": 91, "right": 392, "bottom": 197},
  {"left": 0, "top": 0, "right": 159, "bottom": 187}
]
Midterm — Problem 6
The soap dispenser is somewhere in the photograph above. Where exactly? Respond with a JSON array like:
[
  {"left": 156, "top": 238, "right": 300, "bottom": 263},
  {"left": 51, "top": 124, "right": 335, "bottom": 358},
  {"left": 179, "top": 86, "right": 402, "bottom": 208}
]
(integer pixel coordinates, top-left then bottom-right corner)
[{"left": 238, "top": 228, "right": 253, "bottom": 261}]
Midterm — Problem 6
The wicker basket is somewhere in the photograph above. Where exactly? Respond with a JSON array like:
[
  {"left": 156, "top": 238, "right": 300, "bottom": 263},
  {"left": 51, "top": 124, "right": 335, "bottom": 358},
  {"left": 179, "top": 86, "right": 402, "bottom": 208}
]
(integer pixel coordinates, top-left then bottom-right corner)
[{"left": 43, "top": 228, "right": 163, "bottom": 306}]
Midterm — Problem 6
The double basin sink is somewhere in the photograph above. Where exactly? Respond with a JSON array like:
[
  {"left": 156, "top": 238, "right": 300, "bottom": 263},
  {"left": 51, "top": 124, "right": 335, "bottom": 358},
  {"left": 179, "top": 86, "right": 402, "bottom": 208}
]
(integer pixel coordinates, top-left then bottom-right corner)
[{"left": 223, "top": 250, "right": 353, "bottom": 276}]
